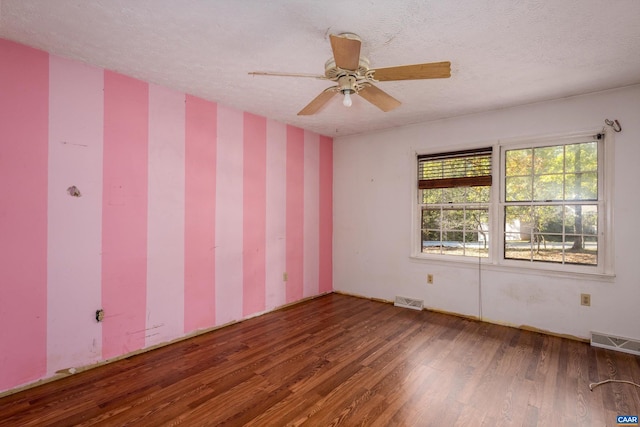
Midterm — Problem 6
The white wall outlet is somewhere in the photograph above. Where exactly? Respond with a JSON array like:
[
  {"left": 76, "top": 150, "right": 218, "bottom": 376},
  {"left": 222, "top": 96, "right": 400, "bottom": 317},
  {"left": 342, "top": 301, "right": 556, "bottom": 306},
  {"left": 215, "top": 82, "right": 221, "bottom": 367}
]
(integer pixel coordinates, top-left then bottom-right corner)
[{"left": 427, "top": 274, "right": 434, "bottom": 284}]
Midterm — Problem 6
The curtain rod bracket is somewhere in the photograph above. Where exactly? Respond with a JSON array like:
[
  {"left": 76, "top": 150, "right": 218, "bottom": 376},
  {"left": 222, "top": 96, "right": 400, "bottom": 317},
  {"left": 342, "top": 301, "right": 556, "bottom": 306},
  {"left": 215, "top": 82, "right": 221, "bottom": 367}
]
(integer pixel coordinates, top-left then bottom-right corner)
[{"left": 604, "top": 119, "right": 622, "bottom": 132}]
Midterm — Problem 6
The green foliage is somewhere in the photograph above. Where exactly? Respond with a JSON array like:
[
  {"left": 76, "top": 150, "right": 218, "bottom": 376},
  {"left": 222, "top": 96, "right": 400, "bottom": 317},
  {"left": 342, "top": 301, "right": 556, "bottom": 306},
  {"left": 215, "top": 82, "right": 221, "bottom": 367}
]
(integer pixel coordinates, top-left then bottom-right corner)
[
  {"left": 505, "top": 141, "right": 598, "bottom": 202},
  {"left": 421, "top": 186, "right": 489, "bottom": 204}
]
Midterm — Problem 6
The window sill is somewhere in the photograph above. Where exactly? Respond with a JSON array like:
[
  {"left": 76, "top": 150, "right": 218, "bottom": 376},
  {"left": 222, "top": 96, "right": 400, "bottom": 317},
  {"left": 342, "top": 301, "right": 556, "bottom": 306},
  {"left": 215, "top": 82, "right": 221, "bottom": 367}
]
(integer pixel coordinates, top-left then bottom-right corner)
[{"left": 408, "top": 254, "right": 616, "bottom": 282}]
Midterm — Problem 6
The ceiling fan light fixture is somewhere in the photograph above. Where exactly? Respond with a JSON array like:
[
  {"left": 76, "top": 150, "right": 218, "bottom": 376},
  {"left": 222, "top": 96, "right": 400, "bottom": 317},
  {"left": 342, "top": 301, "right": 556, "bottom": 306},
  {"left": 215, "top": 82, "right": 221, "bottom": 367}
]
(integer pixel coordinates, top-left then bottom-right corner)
[
  {"left": 338, "top": 75, "right": 357, "bottom": 108},
  {"left": 342, "top": 90, "right": 354, "bottom": 107}
]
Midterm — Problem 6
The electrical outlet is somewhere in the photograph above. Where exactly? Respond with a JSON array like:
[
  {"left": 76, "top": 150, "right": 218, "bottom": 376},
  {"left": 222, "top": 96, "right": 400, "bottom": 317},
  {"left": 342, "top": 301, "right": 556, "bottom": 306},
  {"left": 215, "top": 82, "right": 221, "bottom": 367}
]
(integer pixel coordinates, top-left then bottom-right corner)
[
  {"left": 95, "top": 309, "right": 105, "bottom": 322},
  {"left": 580, "top": 293, "right": 591, "bottom": 306},
  {"left": 283, "top": 272, "right": 288, "bottom": 282},
  {"left": 427, "top": 274, "right": 434, "bottom": 284}
]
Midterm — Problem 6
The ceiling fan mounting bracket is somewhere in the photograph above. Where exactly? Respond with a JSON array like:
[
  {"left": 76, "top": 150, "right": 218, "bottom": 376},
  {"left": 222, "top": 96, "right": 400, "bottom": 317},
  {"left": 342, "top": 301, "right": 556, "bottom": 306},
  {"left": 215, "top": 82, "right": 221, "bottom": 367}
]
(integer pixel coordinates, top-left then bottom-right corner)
[{"left": 334, "top": 32, "right": 361, "bottom": 41}]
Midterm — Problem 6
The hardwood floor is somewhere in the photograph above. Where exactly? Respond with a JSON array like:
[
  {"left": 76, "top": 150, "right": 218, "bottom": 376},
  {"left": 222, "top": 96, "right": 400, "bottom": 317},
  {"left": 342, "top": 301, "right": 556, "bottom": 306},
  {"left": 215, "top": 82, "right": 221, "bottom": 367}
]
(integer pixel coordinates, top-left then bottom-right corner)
[{"left": 1, "top": 293, "right": 639, "bottom": 426}]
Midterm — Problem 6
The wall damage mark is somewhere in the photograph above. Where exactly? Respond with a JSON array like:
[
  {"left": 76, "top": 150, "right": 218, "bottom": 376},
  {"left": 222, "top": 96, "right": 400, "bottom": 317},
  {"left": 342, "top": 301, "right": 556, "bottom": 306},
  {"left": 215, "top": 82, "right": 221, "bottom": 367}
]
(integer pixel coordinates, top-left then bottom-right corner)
[
  {"left": 67, "top": 186, "right": 82, "bottom": 197},
  {"left": 60, "top": 140, "right": 88, "bottom": 147}
]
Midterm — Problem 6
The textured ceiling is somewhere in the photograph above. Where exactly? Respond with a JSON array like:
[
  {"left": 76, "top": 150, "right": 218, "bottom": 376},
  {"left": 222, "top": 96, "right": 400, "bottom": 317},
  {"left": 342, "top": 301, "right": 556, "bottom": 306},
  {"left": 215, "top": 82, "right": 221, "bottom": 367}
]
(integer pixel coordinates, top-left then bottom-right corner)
[{"left": 1, "top": 0, "right": 639, "bottom": 137}]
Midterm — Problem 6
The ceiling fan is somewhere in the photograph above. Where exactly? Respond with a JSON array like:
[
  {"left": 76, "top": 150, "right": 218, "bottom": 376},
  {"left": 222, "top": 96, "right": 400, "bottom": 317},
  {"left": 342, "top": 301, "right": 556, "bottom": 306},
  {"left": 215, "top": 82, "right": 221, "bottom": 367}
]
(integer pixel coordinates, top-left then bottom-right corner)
[{"left": 248, "top": 33, "right": 451, "bottom": 116}]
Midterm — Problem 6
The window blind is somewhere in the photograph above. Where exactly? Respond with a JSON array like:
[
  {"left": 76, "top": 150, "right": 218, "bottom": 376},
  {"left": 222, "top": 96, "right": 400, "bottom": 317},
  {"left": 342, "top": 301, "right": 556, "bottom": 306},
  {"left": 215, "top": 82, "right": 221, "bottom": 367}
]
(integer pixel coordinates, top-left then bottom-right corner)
[{"left": 418, "top": 147, "right": 492, "bottom": 189}]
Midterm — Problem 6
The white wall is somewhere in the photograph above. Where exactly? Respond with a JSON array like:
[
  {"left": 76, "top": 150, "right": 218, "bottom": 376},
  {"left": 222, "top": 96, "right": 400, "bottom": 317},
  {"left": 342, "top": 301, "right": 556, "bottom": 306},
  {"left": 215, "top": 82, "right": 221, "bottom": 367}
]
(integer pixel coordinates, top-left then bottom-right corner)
[{"left": 334, "top": 84, "right": 640, "bottom": 340}]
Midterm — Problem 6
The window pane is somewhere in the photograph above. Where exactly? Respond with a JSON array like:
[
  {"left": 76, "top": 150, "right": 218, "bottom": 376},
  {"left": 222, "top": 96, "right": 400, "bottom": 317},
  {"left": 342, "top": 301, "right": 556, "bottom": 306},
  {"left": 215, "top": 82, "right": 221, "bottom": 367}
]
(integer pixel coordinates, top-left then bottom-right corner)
[
  {"left": 442, "top": 187, "right": 467, "bottom": 203},
  {"left": 422, "top": 209, "right": 440, "bottom": 229},
  {"left": 505, "top": 206, "right": 533, "bottom": 237},
  {"left": 505, "top": 204, "right": 598, "bottom": 266},
  {"left": 564, "top": 235, "right": 597, "bottom": 265},
  {"left": 565, "top": 172, "right": 597, "bottom": 200},
  {"left": 565, "top": 142, "right": 597, "bottom": 173},
  {"left": 422, "top": 230, "right": 442, "bottom": 254},
  {"left": 564, "top": 205, "right": 598, "bottom": 235},
  {"left": 531, "top": 234, "right": 563, "bottom": 263},
  {"left": 441, "top": 232, "right": 464, "bottom": 255},
  {"left": 505, "top": 148, "right": 531, "bottom": 177},
  {"left": 421, "top": 204, "right": 490, "bottom": 258},
  {"left": 533, "top": 174, "right": 564, "bottom": 201},
  {"left": 442, "top": 208, "right": 464, "bottom": 230},
  {"left": 582, "top": 205, "right": 598, "bottom": 234},
  {"left": 534, "top": 145, "right": 564, "bottom": 175},
  {"left": 466, "top": 186, "right": 490, "bottom": 203},
  {"left": 504, "top": 232, "right": 520, "bottom": 242},
  {"left": 505, "top": 234, "right": 563, "bottom": 263},
  {"left": 422, "top": 230, "right": 440, "bottom": 241},
  {"left": 506, "top": 176, "right": 532, "bottom": 201},
  {"left": 442, "top": 231, "right": 464, "bottom": 242},
  {"left": 506, "top": 141, "right": 599, "bottom": 205},
  {"left": 464, "top": 209, "right": 489, "bottom": 232},
  {"left": 533, "top": 205, "right": 563, "bottom": 234},
  {"left": 464, "top": 232, "right": 489, "bottom": 257},
  {"left": 578, "top": 236, "right": 598, "bottom": 265},
  {"left": 422, "top": 188, "right": 442, "bottom": 204},
  {"left": 504, "top": 238, "right": 531, "bottom": 261}
]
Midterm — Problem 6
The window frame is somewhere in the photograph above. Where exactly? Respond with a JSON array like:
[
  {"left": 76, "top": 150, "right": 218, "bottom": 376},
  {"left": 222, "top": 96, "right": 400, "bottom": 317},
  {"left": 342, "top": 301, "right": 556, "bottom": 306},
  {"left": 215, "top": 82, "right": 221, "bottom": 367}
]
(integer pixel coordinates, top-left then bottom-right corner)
[
  {"left": 411, "top": 129, "right": 615, "bottom": 278},
  {"left": 417, "top": 148, "right": 493, "bottom": 259}
]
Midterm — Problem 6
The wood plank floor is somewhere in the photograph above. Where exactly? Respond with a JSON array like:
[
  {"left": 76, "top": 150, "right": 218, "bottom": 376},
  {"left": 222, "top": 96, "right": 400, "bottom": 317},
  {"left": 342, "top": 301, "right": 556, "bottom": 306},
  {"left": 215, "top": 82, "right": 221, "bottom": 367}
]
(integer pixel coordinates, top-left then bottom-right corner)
[{"left": 1, "top": 293, "right": 639, "bottom": 426}]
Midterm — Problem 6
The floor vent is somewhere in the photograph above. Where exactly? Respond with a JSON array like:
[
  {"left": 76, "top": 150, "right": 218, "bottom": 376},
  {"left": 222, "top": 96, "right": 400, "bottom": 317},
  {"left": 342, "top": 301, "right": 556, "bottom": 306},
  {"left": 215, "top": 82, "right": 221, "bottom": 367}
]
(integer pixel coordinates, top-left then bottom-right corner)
[
  {"left": 394, "top": 296, "right": 424, "bottom": 311},
  {"left": 591, "top": 332, "right": 640, "bottom": 356}
]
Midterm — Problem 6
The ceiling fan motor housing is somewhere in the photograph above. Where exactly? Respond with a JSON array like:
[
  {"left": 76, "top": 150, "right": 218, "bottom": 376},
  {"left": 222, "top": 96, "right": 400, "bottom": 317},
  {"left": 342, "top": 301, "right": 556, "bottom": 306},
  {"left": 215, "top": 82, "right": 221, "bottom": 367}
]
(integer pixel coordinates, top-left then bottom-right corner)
[{"left": 324, "top": 57, "right": 370, "bottom": 80}]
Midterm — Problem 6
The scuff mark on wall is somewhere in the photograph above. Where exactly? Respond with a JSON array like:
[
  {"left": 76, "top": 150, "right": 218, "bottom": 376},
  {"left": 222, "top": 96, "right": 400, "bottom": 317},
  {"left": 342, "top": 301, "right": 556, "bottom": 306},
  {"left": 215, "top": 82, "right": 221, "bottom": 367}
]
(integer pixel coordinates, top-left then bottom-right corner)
[
  {"left": 67, "top": 186, "right": 81, "bottom": 197},
  {"left": 60, "top": 140, "right": 88, "bottom": 147}
]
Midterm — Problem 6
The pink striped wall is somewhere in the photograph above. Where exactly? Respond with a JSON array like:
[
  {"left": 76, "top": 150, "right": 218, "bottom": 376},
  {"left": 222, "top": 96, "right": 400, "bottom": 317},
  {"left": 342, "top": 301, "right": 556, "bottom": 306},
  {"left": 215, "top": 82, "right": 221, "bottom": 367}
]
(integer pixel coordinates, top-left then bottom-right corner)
[
  {"left": 47, "top": 56, "right": 104, "bottom": 374},
  {"left": 0, "top": 39, "right": 49, "bottom": 391},
  {"left": 184, "top": 95, "right": 217, "bottom": 332},
  {"left": 286, "top": 126, "right": 305, "bottom": 303},
  {"left": 303, "top": 131, "right": 320, "bottom": 298},
  {"left": 265, "top": 121, "right": 288, "bottom": 309},
  {"left": 147, "top": 84, "right": 186, "bottom": 346},
  {"left": 215, "top": 106, "right": 245, "bottom": 325},
  {"left": 319, "top": 136, "right": 334, "bottom": 293},
  {"left": 0, "top": 38, "right": 332, "bottom": 394},
  {"left": 243, "top": 113, "right": 267, "bottom": 316},
  {"left": 102, "top": 71, "right": 149, "bottom": 359}
]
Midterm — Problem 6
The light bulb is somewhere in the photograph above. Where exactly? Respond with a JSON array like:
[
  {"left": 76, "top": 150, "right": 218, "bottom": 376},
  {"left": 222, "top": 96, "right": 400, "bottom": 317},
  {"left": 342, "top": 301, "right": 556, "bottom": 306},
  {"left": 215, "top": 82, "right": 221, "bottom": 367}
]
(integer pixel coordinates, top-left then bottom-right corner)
[{"left": 342, "top": 91, "right": 353, "bottom": 107}]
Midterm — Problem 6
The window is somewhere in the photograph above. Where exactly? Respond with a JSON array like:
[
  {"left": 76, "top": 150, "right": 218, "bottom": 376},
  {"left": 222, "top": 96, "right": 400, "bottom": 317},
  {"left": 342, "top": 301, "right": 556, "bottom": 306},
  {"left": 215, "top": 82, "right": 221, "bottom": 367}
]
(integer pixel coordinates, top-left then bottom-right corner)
[
  {"left": 415, "top": 131, "right": 611, "bottom": 275},
  {"left": 418, "top": 148, "right": 492, "bottom": 258},
  {"left": 503, "top": 139, "right": 599, "bottom": 266}
]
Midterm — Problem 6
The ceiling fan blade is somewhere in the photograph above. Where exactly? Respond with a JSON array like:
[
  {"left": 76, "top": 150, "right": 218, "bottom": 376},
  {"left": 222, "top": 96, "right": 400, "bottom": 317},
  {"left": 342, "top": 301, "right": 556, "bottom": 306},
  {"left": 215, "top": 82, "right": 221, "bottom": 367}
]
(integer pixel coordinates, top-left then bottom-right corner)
[
  {"left": 248, "top": 71, "right": 328, "bottom": 80},
  {"left": 358, "top": 84, "right": 401, "bottom": 112},
  {"left": 330, "top": 34, "right": 361, "bottom": 71},
  {"left": 372, "top": 61, "right": 451, "bottom": 81},
  {"left": 297, "top": 88, "right": 338, "bottom": 116}
]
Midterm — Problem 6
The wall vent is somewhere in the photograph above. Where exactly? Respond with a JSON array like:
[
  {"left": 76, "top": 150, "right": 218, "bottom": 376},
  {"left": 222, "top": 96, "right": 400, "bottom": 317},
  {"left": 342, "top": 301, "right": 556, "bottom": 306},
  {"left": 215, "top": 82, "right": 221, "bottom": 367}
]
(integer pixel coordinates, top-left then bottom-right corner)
[
  {"left": 394, "top": 296, "right": 424, "bottom": 311},
  {"left": 591, "top": 332, "right": 640, "bottom": 356}
]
